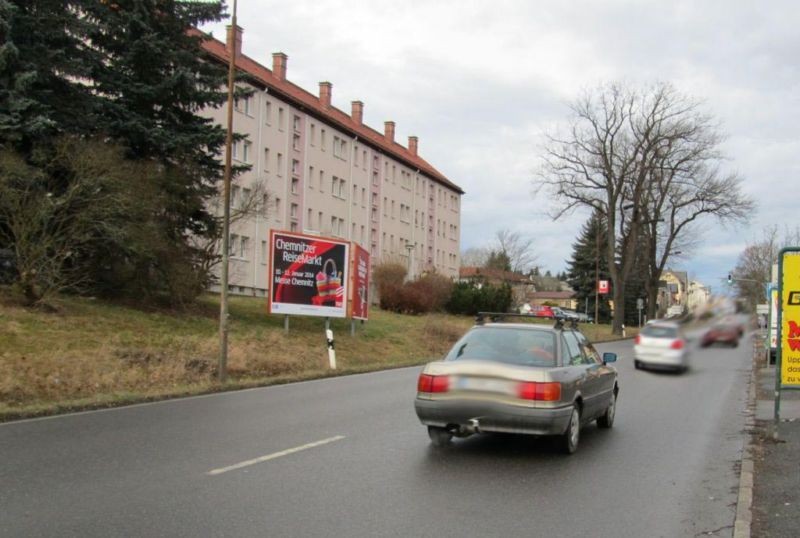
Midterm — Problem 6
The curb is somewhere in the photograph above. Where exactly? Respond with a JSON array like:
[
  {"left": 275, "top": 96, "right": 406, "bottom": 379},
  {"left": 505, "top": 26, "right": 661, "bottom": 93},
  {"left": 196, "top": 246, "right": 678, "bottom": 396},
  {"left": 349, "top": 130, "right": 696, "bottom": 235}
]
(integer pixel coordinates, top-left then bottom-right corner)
[{"left": 733, "top": 335, "right": 759, "bottom": 538}]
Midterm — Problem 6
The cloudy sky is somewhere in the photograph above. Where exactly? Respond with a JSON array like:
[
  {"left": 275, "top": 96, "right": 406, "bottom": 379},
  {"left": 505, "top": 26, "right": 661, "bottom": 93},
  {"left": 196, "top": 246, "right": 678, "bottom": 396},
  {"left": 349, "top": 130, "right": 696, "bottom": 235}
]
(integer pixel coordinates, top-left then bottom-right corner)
[{"left": 203, "top": 0, "right": 799, "bottom": 293}]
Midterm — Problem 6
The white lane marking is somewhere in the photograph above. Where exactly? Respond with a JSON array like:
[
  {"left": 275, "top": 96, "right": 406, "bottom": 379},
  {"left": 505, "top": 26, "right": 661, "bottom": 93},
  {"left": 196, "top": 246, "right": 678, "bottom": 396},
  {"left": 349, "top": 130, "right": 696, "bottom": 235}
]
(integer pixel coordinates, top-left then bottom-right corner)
[{"left": 206, "top": 435, "right": 346, "bottom": 476}]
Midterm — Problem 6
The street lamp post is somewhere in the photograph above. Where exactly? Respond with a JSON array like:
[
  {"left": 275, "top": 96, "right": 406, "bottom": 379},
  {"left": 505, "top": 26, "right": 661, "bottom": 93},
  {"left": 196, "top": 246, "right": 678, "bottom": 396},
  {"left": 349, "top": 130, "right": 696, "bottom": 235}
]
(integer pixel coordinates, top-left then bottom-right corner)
[
  {"left": 218, "top": 0, "right": 238, "bottom": 383},
  {"left": 595, "top": 215, "right": 600, "bottom": 324}
]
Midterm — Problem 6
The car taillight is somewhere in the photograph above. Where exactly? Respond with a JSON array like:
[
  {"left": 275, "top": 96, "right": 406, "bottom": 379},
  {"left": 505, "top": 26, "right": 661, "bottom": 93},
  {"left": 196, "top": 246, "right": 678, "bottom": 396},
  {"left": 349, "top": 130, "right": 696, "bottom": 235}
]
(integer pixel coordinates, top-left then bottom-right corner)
[
  {"left": 417, "top": 374, "right": 449, "bottom": 393},
  {"left": 517, "top": 382, "right": 561, "bottom": 401},
  {"left": 634, "top": 335, "right": 641, "bottom": 345},
  {"left": 670, "top": 339, "right": 685, "bottom": 350}
]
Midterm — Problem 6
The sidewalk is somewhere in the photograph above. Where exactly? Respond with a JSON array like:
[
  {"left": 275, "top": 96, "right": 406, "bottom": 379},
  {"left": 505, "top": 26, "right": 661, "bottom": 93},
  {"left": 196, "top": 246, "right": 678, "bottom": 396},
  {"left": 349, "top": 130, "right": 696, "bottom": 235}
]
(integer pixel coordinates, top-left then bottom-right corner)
[{"left": 750, "top": 336, "right": 800, "bottom": 538}]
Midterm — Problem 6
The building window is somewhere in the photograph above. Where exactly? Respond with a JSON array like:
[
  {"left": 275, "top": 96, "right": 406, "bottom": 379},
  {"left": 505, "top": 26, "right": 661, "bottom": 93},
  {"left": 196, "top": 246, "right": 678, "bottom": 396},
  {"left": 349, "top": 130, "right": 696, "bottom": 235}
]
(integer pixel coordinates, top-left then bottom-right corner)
[
  {"left": 292, "top": 159, "right": 300, "bottom": 176},
  {"left": 331, "top": 216, "right": 338, "bottom": 236},
  {"left": 333, "top": 136, "right": 341, "bottom": 158},
  {"left": 278, "top": 107, "right": 285, "bottom": 131},
  {"left": 321, "top": 129, "right": 326, "bottom": 150},
  {"left": 277, "top": 153, "right": 283, "bottom": 176},
  {"left": 264, "top": 147, "right": 270, "bottom": 171},
  {"left": 290, "top": 222, "right": 298, "bottom": 232},
  {"left": 241, "top": 188, "right": 251, "bottom": 210},
  {"left": 261, "top": 240, "right": 267, "bottom": 264},
  {"left": 308, "top": 166, "right": 314, "bottom": 188},
  {"left": 307, "top": 207, "right": 312, "bottom": 223},
  {"left": 293, "top": 134, "right": 301, "bottom": 151},
  {"left": 230, "top": 186, "right": 239, "bottom": 209},
  {"left": 339, "top": 179, "right": 346, "bottom": 199},
  {"left": 371, "top": 207, "right": 377, "bottom": 222},
  {"left": 318, "top": 211, "right": 323, "bottom": 231},
  {"left": 265, "top": 100, "right": 272, "bottom": 125},
  {"left": 275, "top": 197, "right": 281, "bottom": 218},
  {"left": 354, "top": 145, "right": 359, "bottom": 166},
  {"left": 319, "top": 170, "right": 324, "bottom": 190},
  {"left": 234, "top": 91, "right": 252, "bottom": 116},
  {"left": 372, "top": 193, "right": 378, "bottom": 206},
  {"left": 352, "top": 184, "right": 358, "bottom": 204},
  {"left": 291, "top": 177, "right": 299, "bottom": 194},
  {"left": 290, "top": 203, "right": 298, "bottom": 219},
  {"left": 239, "top": 236, "right": 249, "bottom": 258},
  {"left": 293, "top": 115, "right": 301, "bottom": 132},
  {"left": 383, "top": 197, "right": 388, "bottom": 216},
  {"left": 361, "top": 187, "right": 366, "bottom": 206},
  {"left": 310, "top": 123, "right": 316, "bottom": 145},
  {"left": 228, "top": 234, "right": 238, "bottom": 256},
  {"left": 372, "top": 171, "right": 379, "bottom": 185}
]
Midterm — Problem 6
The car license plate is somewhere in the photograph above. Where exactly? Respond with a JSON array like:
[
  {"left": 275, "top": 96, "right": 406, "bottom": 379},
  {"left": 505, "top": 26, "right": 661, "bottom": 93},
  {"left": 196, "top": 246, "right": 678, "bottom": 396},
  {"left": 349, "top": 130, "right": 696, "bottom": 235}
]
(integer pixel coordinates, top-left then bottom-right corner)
[{"left": 456, "top": 377, "right": 513, "bottom": 394}]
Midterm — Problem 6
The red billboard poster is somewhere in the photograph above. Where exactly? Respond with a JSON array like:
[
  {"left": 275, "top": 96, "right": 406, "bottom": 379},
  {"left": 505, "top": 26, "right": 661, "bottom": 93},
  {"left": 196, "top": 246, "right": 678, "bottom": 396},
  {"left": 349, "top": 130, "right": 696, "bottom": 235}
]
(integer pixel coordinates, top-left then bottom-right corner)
[
  {"left": 349, "top": 243, "right": 370, "bottom": 320},
  {"left": 598, "top": 280, "right": 610, "bottom": 294},
  {"left": 268, "top": 230, "right": 349, "bottom": 318}
]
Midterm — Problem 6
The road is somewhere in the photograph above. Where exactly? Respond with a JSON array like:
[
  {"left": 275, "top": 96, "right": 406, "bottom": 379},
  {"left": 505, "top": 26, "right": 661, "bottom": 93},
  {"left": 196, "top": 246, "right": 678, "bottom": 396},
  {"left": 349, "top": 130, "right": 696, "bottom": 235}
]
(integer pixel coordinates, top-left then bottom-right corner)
[{"left": 1, "top": 335, "right": 752, "bottom": 537}]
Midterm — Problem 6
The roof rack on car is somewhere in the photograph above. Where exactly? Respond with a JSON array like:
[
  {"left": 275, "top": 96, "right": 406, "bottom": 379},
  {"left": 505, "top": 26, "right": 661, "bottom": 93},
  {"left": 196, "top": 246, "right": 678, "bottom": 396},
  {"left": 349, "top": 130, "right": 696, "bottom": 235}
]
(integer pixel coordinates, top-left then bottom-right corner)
[{"left": 475, "top": 312, "right": 578, "bottom": 329}]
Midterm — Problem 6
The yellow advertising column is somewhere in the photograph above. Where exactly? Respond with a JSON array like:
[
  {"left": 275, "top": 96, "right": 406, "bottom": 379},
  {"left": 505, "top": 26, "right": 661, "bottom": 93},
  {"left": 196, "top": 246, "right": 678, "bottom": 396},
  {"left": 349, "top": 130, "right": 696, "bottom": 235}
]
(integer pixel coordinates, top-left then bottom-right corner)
[{"left": 780, "top": 250, "right": 800, "bottom": 387}]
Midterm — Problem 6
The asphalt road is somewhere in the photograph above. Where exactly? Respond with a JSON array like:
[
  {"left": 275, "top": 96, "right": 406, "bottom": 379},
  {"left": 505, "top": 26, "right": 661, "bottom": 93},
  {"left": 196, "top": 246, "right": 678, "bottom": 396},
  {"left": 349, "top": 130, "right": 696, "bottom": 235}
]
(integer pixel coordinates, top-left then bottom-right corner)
[{"left": 1, "top": 334, "right": 752, "bottom": 537}]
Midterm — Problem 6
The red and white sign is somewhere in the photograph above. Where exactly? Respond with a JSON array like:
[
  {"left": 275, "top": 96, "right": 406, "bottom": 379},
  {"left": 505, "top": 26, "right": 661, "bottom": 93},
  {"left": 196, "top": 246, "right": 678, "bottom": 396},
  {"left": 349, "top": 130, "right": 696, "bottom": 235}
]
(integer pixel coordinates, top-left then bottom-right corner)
[
  {"left": 598, "top": 280, "right": 610, "bottom": 294},
  {"left": 268, "top": 230, "right": 349, "bottom": 318},
  {"left": 349, "top": 243, "right": 370, "bottom": 320}
]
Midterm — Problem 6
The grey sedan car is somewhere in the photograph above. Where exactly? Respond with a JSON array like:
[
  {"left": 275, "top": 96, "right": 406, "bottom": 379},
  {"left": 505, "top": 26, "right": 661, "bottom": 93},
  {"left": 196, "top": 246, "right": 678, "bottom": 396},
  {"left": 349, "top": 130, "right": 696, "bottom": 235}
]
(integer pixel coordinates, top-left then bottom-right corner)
[{"left": 415, "top": 313, "right": 619, "bottom": 454}]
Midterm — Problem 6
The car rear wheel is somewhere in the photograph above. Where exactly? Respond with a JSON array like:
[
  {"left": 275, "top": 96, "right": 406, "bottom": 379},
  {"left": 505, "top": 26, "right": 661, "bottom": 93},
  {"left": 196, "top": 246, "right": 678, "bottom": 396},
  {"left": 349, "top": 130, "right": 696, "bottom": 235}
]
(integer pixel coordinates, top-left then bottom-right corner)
[
  {"left": 427, "top": 426, "right": 453, "bottom": 447},
  {"left": 560, "top": 405, "right": 581, "bottom": 454},
  {"left": 634, "top": 360, "right": 642, "bottom": 370},
  {"left": 597, "top": 391, "right": 616, "bottom": 429}
]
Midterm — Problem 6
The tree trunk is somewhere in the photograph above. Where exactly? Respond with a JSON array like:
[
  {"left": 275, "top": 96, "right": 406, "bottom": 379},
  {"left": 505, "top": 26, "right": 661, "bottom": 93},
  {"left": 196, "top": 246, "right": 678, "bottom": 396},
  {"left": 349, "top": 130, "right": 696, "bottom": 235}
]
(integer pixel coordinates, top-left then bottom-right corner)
[
  {"left": 646, "top": 278, "right": 659, "bottom": 320},
  {"left": 611, "top": 277, "right": 625, "bottom": 334}
]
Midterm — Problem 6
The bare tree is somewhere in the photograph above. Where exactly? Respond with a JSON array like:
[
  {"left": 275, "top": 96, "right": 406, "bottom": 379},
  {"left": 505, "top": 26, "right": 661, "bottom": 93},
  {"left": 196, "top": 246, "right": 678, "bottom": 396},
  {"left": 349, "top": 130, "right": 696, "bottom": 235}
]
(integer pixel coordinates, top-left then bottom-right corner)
[
  {"left": 0, "top": 139, "right": 154, "bottom": 306},
  {"left": 638, "top": 107, "right": 754, "bottom": 317},
  {"left": 493, "top": 229, "right": 537, "bottom": 273},
  {"left": 195, "top": 178, "right": 272, "bottom": 283},
  {"left": 542, "top": 82, "right": 691, "bottom": 333},
  {"left": 460, "top": 246, "right": 490, "bottom": 267},
  {"left": 732, "top": 226, "right": 793, "bottom": 311}
]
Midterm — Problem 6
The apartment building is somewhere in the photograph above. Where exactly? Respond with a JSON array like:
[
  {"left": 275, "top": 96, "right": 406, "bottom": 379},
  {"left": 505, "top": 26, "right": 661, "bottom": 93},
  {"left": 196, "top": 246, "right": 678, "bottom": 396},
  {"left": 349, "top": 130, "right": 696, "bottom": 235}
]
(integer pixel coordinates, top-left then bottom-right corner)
[{"left": 200, "top": 26, "right": 463, "bottom": 296}]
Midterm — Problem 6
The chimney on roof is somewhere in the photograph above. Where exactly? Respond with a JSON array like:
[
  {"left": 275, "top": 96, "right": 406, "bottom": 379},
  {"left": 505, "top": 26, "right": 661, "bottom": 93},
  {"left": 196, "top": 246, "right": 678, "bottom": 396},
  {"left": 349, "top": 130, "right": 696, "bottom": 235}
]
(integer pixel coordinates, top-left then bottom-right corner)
[
  {"left": 351, "top": 101, "right": 364, "bottom": 124},
  {"left": 319, "top": 82, "right": 332, "bottom": 108},
  {"left": 272, "top": 52, "right": 287, "bottom": 80},
  {"left": 226, "top": 25, "right": 243, "bottom": 58},
  {"left": 408, "top": 136, "right": 418, "bottom": 156},
  {"left": 384, "top": 121, "right": 395, "bottom": 143}
]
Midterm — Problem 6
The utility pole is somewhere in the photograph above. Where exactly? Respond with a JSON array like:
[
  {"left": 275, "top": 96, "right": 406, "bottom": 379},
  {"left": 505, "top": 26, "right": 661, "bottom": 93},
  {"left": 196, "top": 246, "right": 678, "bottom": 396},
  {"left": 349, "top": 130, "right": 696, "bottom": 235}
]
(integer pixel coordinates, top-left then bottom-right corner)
[
  {"left": 595, "top": 214, "right": 600, "bottom": 324},
  {"left": 218, "top": 0, "right": 238, "bottom": 383}
]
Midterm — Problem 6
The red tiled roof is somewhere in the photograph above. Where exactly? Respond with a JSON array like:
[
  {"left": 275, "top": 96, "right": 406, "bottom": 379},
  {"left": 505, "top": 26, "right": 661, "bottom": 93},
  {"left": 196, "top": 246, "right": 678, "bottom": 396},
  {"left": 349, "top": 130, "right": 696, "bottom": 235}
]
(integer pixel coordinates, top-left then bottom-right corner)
[
  {"left": 195, "top": 31, "right": 464, "bottom": 195},
  {"left": 459, "top": 266, "right": 531, "bottom": 283},
  {"left": 530, "top": 291, "right": 575, "bottom": 300}
]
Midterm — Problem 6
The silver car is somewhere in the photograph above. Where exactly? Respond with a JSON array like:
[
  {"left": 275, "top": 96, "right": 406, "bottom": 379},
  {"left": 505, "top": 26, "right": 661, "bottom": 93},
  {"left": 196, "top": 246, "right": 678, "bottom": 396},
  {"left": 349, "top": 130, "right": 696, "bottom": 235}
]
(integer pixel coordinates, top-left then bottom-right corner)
[
  {"left": 633, "top": 321, "right": 689, "bottom": 372},
  {"left": 414, "top": 313, "right": 619, "bottom": 454}
]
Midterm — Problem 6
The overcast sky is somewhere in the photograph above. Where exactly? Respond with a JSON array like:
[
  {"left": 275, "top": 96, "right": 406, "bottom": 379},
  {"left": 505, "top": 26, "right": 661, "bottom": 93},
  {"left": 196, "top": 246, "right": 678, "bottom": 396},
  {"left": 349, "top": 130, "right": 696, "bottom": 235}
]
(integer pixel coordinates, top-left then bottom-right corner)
[{"left": 203, "top": 0, "right": 799, "bottom": 293}]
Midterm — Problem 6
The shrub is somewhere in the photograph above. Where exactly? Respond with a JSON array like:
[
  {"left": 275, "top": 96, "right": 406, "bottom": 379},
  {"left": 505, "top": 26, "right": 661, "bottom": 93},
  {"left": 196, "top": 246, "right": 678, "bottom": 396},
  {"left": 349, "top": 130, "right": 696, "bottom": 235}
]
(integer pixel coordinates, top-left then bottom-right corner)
[
  {"left": 445, "top": 282, "right": 512, "bottom": 315},
  {"left": 372, "top": 263, "right": 453, "bottom": 314}
]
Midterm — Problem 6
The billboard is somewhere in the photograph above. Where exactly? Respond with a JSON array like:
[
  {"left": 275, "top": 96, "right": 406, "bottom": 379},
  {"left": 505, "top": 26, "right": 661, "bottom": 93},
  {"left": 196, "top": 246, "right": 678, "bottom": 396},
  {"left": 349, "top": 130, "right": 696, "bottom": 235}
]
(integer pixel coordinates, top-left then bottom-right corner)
[
  {"left": 780, "top": 250, "right": 800, "bottom": 387},
  {"left": 268, "top": 230, "right": 349, "bottom": 318},
  {"left": 349, "top": 243, "right": 370, "bottom": 320}
]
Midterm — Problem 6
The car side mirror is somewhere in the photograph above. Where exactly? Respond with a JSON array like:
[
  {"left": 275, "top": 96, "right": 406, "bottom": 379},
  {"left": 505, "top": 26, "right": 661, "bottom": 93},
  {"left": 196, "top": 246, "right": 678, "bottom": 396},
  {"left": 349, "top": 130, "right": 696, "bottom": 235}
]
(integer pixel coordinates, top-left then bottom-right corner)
[{"left": 602, "top": 352, "right": 617, "bottom": 364}]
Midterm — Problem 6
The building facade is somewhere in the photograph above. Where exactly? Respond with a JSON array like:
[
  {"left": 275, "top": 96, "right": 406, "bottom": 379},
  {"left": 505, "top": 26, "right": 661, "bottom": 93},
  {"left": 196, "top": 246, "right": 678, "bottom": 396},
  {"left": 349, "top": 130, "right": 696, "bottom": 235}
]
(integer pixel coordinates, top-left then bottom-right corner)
[{"left": 201, "top": 26, "right": 463, "bottom": 296}]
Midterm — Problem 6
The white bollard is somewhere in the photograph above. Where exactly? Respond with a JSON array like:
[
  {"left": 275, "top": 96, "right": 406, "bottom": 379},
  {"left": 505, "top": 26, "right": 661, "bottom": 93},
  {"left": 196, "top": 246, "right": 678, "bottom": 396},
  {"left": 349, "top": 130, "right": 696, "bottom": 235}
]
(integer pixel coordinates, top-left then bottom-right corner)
[
  {"left": 326, "top": 328, "right": 336, "bottom": 369},
  {"left": 622, "top": 324, "right": 627, "bottom": 338}
]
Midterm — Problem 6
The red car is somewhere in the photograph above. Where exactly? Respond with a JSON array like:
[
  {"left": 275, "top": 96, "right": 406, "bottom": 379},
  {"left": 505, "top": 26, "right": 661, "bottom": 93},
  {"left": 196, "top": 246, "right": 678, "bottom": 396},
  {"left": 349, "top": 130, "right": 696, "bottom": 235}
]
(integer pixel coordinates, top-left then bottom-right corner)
[
  {"left": 529, "top": 305, "right": 555, "bottom": 318},
  {"left": 701, "top": 324, "right": 740, "bottom": 348}
]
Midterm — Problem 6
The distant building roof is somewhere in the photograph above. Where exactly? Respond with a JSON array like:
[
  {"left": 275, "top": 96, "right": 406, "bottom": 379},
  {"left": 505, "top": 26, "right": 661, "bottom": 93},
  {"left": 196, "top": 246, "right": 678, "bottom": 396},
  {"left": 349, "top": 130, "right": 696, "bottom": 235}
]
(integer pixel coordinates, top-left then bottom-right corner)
[
  {"left": 530, "top": 291, "right": 575, "bottom": 300},
  {"left": 459, "top": 266, "right": 532, "bottom": 284}
]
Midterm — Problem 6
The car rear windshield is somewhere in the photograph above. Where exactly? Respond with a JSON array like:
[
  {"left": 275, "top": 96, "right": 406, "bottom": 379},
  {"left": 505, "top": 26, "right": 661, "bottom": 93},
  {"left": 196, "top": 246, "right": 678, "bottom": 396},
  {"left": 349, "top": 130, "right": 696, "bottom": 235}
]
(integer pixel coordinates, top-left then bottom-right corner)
[
  {"left": 444, "top": 327, "right": 557, "bottom": 367},
  {"left": 642, "top": 325, "right": 678, "bottom": 338}
]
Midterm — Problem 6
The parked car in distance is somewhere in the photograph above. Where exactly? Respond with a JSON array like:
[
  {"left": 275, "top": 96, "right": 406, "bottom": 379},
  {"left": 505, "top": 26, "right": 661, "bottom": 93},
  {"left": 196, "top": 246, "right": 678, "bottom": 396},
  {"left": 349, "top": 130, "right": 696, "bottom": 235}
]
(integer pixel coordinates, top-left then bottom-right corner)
[
  {"left": 414, "top": 313, "right": 619, "bottom": 454},
  {"left": 527, "top": 305, "right": 555, "bottom": 318},
  {"left": 552, "top": 307, "right": 580, "bottom": 321},
  {"left": 633, "top": 321, "right": 689, "bottom": 372},
  {"left": 701, "top": 324, "right": 740, "bottom": 348}
]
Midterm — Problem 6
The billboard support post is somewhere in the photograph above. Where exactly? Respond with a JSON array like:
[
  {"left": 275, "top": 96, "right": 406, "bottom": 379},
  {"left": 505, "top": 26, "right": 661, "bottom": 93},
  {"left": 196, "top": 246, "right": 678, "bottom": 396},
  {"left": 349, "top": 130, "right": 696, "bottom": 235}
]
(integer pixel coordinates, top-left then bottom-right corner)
[{"left": 284, "top": 315, "right": 289, "bottom": 334}]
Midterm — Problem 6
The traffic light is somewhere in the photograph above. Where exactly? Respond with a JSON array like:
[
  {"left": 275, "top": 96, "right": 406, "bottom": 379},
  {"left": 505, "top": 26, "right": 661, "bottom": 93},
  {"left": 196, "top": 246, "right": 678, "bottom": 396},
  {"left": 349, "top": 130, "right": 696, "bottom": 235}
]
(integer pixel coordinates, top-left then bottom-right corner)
[{"left": 727, "top": 274, "right": 733, "bottom": 285}]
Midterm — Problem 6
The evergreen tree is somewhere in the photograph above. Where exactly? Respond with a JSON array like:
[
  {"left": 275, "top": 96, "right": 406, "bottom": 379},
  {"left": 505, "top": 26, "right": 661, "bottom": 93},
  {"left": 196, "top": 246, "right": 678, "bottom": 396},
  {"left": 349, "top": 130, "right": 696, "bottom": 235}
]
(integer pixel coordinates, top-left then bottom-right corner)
[
  {"left": 566, "top": 211, "right": 612, "bottom": 322},
  {"left": 0, "top": 0, "right": 231, "bottom": 303},
  {"left": 485, "top": 250, "right": 511, "bottom": 272}
]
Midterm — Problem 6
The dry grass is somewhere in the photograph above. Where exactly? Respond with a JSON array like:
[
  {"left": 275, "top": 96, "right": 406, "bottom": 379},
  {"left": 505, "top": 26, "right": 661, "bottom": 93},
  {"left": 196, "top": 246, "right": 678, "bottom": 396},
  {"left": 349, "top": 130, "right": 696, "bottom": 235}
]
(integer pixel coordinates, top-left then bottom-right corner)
[{"left": 0, "top": 291, "right": 632, "bottom": 420}]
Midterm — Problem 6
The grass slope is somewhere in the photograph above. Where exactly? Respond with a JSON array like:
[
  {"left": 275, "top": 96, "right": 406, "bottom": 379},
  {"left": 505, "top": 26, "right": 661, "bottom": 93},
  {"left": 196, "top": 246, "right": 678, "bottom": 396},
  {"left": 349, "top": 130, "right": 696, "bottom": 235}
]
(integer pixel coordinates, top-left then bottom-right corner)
[{"left": 0, "top": 292, "right": 632, "bottom": 420}]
